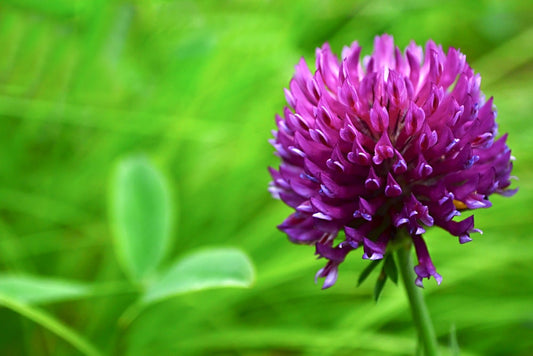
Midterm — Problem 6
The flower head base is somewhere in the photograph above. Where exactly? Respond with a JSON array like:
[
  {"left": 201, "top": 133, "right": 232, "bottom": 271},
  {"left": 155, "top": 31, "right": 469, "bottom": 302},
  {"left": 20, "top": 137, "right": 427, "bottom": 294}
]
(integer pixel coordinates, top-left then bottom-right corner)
[{"left": 269, "top": 35, "right": 515, "bottom": 288}]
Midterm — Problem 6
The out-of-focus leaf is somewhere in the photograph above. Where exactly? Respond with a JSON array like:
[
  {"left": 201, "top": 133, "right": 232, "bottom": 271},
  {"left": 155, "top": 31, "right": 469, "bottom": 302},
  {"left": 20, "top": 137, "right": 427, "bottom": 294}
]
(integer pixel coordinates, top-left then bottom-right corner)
[
  {"left": 373, "top": 269, "right": 388, "bottom": 302},
  {"left": 110, "top": 155, "right": 172, "bottom": 283},
  {"left": 143, "top": 248, "right": 255, "bottom": 305},
  {"left": 357, "top": 259, "right": 382, "bottom": 286},
  {"left": 383, "top": 254, "right": 398, "bottom": 285},
  {"left": 0, "top": 274, "right": 92, "bottom": 305}
]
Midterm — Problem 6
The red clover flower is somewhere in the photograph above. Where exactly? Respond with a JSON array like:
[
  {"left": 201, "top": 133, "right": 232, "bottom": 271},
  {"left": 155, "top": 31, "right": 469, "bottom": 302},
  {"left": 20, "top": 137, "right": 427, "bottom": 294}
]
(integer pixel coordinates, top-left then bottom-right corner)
[{"left": 269, "top": 34, "right": 515, "bottom": 288}]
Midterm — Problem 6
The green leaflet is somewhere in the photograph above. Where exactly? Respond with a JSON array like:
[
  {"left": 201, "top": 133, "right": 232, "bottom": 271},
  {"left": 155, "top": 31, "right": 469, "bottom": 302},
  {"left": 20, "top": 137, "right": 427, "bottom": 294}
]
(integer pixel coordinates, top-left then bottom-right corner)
[
  {"left": 109, "top": 155, "right": 172, "bottom": 283},
  {"left": 143, "top": 248, "right": 255, "bottom": 305}
]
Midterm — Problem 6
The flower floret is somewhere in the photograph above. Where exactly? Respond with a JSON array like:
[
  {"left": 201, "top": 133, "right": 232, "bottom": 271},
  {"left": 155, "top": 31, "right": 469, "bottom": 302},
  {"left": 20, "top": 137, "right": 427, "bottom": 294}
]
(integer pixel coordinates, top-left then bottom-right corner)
[{"left": 269, "top": 34, "right": 515, "bottom": 288}]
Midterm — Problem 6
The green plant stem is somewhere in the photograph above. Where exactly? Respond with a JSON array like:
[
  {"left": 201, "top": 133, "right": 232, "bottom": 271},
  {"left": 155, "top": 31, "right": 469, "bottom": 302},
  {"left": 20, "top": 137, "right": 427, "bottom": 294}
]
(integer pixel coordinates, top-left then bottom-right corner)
[
  {"left": 0, "top": 293, "right": 103, "bottom": 356},
  {"left": 396, "top": 245, "right": 439, "bottom": 356}
]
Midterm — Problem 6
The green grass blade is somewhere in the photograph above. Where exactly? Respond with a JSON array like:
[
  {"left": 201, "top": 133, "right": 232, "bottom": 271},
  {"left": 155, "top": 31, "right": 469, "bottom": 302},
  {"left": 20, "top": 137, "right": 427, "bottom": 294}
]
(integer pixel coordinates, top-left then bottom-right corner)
[
  {"left": 0, "top": 274, "right": 93, "bottom": 305},
  {"left": 0, "top": 293, "right": 103, "bottom": 356}
]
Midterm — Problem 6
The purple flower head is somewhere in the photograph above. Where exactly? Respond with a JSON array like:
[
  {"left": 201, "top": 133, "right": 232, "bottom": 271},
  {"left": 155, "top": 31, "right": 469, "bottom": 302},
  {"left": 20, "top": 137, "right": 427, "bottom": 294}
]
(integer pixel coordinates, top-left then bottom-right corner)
[{"left": 269, "top": 35, "right": 515, "bottom": 288}]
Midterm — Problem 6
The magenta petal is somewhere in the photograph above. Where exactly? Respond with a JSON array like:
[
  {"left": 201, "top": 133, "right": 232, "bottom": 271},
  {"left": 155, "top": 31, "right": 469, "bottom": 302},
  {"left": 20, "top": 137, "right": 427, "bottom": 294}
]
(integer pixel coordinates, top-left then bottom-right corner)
[
  {"left": 365, "top": 166, "right": 382, "bottom": 190},
  {"left": 362, "top": 234, "right": 388, "bottom": 260},
  {"left": 315, "top": 261, "right": 339, "bottom": 289},
  {"left": 278, "top": 213, "right": 324, "bottom": 244},
  {"left": 353, "top": 197, "right": 378, "bottom": 221},
  {"left": 373, "top": 132, "right": 395, "bottom": 165},
  {"left": 412, "top": 235, "right": 442, "bottom": 287},
  {"left": 385, "top": 173, "right": 402, "bottom": 197},
  {"left": 344, "top": 225, "right": 366, "bottom": 245}
]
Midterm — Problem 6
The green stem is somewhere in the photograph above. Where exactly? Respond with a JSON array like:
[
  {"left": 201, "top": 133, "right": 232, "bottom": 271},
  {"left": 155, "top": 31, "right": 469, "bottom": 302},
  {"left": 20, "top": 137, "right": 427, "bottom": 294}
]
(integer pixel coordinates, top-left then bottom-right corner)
[
  {"left": 0, "top": 293, "right": 103, "bottom": 356},
  {"left": 397, "top": 244, "right": 439, "bottom": 356}
]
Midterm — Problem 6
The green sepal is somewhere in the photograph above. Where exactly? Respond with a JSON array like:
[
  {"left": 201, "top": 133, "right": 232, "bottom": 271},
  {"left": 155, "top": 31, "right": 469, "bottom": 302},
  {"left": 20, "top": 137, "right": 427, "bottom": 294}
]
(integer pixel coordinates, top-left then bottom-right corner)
[
  {"left": 357, "top": 259, "right": 382, "bottom": 286},
  {"left": 383, "top": 253, "right": 398, "bottom": 285},
  {"left": 373, "top": 268, "right": 388, "bottom": 302}
]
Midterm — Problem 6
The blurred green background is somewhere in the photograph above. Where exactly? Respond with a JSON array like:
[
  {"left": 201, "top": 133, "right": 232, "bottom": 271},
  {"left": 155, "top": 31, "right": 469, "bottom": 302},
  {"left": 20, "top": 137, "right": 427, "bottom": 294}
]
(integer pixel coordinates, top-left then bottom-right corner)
[{"left": 0, "top": 0, "right": 532, "bottom": 355}]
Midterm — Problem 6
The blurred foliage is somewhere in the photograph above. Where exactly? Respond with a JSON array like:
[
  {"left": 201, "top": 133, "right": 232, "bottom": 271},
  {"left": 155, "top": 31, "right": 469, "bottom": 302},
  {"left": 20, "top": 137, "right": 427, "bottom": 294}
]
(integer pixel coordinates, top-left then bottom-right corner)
[{"left": 0, "top": 0, "right": 532, "bottom": 355}]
